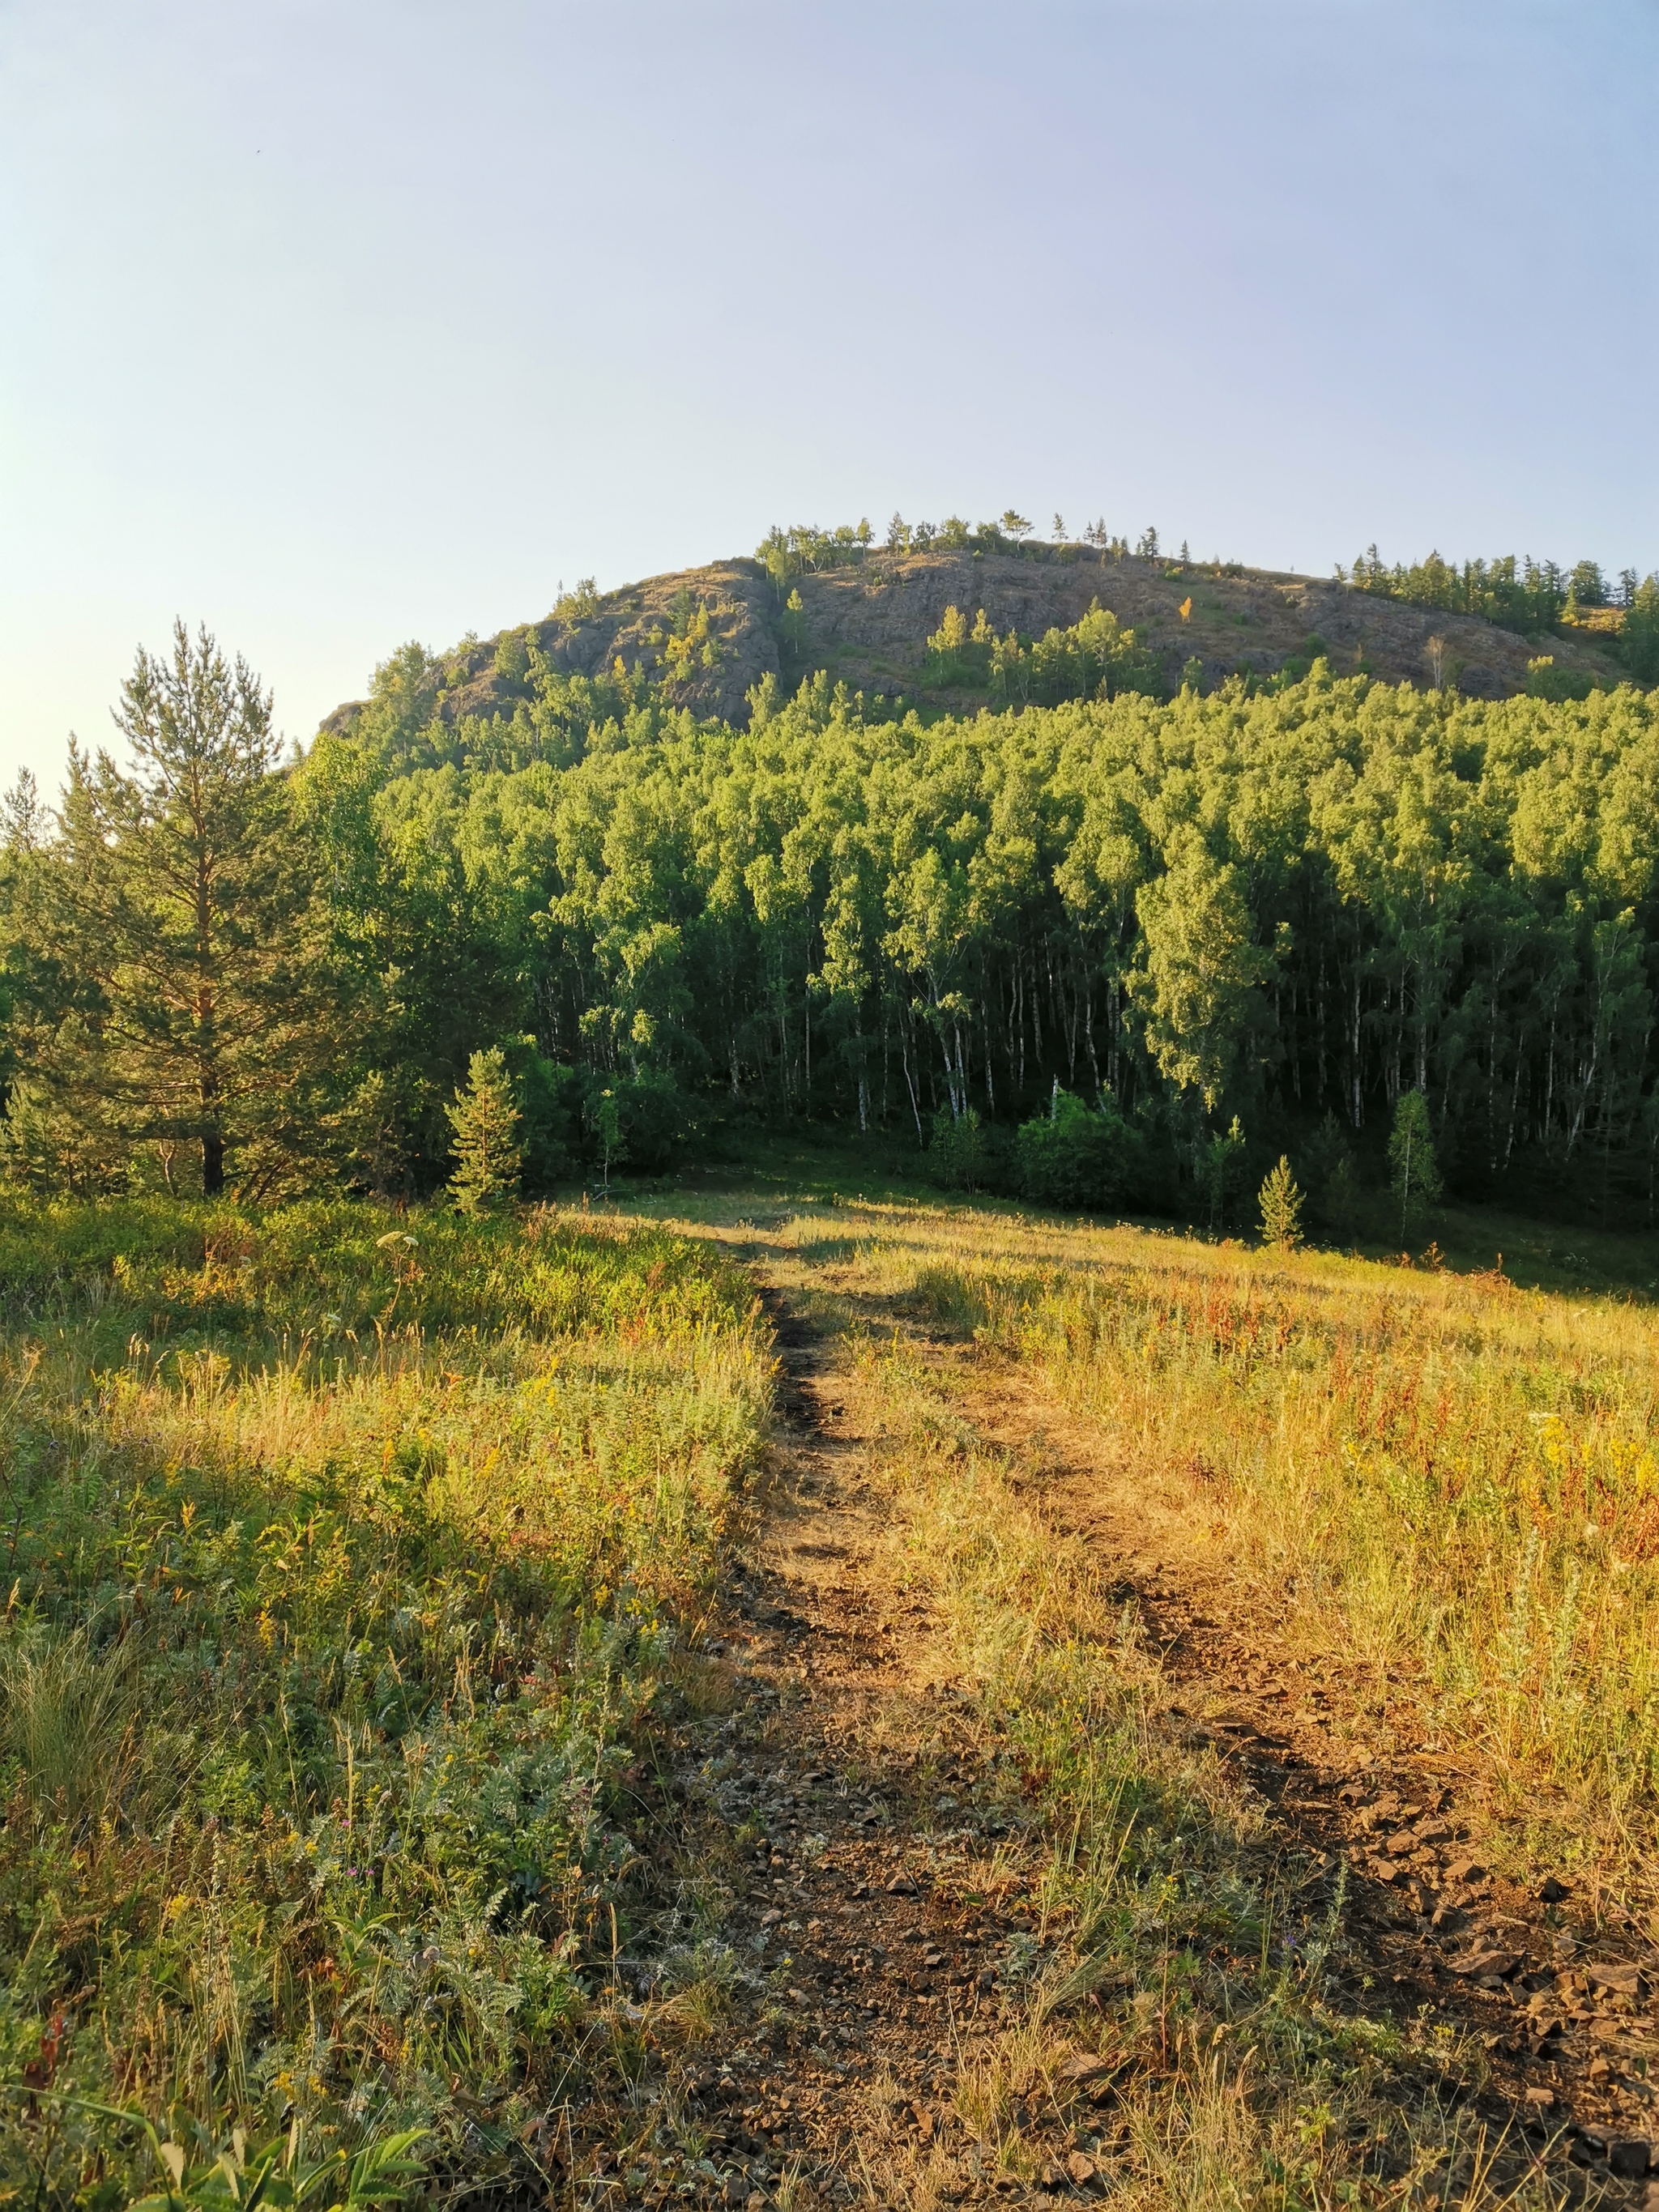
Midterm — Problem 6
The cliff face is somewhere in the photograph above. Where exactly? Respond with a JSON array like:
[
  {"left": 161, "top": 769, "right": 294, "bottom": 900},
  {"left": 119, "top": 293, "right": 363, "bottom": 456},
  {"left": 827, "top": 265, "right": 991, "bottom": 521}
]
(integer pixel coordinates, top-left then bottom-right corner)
[{"left": 322, "top": 545, "right": 1627, "bottom": 737}]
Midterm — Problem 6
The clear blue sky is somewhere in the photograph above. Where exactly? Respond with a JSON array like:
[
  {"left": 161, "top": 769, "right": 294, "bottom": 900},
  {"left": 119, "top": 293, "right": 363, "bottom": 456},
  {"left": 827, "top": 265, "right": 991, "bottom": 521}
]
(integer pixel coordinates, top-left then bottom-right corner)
[{"left": 2, "top": 1, "right": 1655, "bottom": 785}]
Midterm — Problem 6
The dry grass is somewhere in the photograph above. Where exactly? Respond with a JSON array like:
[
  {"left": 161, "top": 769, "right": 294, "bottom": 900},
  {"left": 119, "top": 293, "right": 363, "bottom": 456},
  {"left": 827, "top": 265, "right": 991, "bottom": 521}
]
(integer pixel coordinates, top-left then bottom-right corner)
[
  {"left": 794, "top": 1203, "right": 1659, "bottom": 1839},
  {"left": 843, "top": 1306, "right": 1581, "bottom": 2206}
]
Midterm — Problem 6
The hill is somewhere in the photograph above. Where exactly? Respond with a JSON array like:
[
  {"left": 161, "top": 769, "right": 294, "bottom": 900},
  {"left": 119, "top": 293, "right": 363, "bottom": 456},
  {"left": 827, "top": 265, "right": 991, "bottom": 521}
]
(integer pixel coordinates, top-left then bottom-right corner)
[{"left": 322, "top": 538, "right": 1631, "bottom": 742}]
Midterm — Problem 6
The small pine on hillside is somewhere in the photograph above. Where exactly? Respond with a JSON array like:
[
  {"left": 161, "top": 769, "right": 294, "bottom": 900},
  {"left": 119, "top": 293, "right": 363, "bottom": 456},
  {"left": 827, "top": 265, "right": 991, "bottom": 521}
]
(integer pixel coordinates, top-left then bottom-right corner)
[
  {"left": 446, "top": 1047, "right": 522, "bottom": 1215},
  {"left": 1258, "top": 1155, "right": 1304, "bottom": 1251}
]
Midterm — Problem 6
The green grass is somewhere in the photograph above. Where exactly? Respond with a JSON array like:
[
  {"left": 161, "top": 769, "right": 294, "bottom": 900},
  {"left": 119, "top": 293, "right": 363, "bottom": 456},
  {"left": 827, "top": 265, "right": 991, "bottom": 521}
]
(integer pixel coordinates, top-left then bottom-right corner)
[{"left": 0, "top": 1196, "right": 769, "bottom": 2208}]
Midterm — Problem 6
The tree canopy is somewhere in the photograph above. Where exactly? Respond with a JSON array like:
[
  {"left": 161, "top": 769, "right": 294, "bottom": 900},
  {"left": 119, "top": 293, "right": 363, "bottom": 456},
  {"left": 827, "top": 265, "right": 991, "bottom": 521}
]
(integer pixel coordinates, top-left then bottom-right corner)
[{"left": 4, "top": 611, "right": 1657, "bottom": 1222}]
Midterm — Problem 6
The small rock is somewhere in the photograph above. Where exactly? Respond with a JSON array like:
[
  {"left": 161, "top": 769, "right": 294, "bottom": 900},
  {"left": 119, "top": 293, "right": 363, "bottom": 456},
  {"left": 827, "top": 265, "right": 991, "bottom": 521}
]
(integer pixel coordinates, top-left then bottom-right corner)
[
  {"left": 1446, "top": 1948, "right": 1520, "bottom": 1980},
  {"left": 1060, "top": 2054, "right": 1120, "bottom": 2084},
  {"left": 1634, "top": 2184, "right": 1659, "bottom": 2212},
  {"left": 923, "top": 1950, "right": 945, "bottom": 1969},
  {"left": 1524, "top": 2086, "right": 1555, "bottom": 2109},
  {"left": 885, "top": 1874, "right": 919, "bottom": 1896},
  {"left": 1038, "top": 2160, "right": 1067, "bottom": 2193},
  {"left": 1610, "top": 2140, "right": 1653, "bottom": 2180},
  {"left": 1538, "top": 1875, "right": 1570, "bottom": 1903},
  {"left": 1431, "top": 1903, "right": 1469, "bottom": 1934},
  {"left": 1065, "top": 2151, "right": 1098, "bottom": 2185},
  {"left": 1588, "top": 1960, "right": 1644, "bottom": 1998},
  {"left": 1445, "top": 1856, "right": 1487, "bottom": 1886},
  {"left": 759, "top": 1909, "right": 783, "bottom": 1928}
]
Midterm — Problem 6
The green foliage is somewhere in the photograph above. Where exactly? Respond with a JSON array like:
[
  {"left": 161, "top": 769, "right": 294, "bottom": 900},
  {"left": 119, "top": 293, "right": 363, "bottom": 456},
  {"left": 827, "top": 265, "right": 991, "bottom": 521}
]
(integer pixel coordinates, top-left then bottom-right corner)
[
  {"left": 1344, "top": 544, "right": 1574, "bottom": 632},
  {"left": 1301, "top": 1112, "right": 1361, "bottom": 1238},
  {"left": 7, "top": 607, "right": 1659, "bottom": 1219},
  {"left": 17, "top": 624, "right": 346, "bottom": 1200},
  {"left": 1622, "top": 575, "right": 1659, "bottom": 684},
  {"left": 0, "top": 1198, "right": 766, "bottom": 2204},
  {"left": 1015, "top": 1087, "right": 1141, "bottom": 1212},
  {"left": 1525, "top": 653, "right": 1597, "bottom": 702},
  {"left": 923, "top": 596, "right": 1160, "bottom": 703},
  {"left": 926, "top": 1106, "right": 1006, "bottom": 1192},
  {"left": 1388, "top": 1089, "right": 1442, "bottom": 1241},
  {"left": 446, "top": 1046, "right": 522, "bottom": 1213},
  {"left": 1257, "top": 1154, "right": 1304, "bottom": 1250},
  {"left": 1201, "top": 1115, "right": 1250, "bottom": 1232}
]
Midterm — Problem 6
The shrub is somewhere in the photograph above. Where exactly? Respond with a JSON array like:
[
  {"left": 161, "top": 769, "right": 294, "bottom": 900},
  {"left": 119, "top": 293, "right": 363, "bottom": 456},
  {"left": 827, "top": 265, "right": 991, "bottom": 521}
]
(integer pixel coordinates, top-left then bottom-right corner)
[
  {"left": 1017, "top": 1087, "right": 1141, "bottom": 1212},
  {"left": 927, "top": 1107, "right": 1009, "bottom": 1192}
]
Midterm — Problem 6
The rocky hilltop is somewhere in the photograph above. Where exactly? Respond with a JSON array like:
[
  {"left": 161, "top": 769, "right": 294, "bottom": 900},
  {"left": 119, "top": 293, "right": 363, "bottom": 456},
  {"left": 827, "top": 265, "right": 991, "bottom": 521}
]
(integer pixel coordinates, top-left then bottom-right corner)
[{"left": 324, "top": 543, "right": 1628, "bottom": 739}]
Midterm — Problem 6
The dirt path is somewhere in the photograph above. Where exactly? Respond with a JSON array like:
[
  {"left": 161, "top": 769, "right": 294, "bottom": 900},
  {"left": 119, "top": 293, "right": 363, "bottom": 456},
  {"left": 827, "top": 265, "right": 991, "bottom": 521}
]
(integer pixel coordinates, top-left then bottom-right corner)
[
  {"left": 597, "top": 1219, "right": 1657, "bottom": 2210},
  {"left": 604, "top": 1253, "right": 1064, "bottom": 2211}
]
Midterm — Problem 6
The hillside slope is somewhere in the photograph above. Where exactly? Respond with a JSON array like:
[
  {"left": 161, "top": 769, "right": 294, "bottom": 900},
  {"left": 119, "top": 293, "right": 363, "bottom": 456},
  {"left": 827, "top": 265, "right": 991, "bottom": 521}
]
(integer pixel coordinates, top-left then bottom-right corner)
[{"left": 323, "top": 543, "right": 1627, "bottom": 739}]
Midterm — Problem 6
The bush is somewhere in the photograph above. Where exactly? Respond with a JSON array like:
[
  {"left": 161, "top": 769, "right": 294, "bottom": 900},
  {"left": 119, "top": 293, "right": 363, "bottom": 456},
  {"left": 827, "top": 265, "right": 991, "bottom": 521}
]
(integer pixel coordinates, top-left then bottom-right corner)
[
  {"left": 1016, "top": 1088, "right": 1142, "bottom": 1211},
  {"left": 583, "top": 1067, "right": 697, "bottom": 1178},
  {"left": 927, "top": 1107, "right": 1011, "bottom": 1192}
]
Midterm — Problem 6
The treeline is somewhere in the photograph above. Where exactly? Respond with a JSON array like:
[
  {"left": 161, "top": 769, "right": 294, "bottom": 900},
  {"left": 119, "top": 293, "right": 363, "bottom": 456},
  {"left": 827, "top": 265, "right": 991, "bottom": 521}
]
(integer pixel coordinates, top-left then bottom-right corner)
[
  {"left": 3, "top": 620, "right": 1657, "bottom": 1222},
  {"left": 1343, "top": 546, "right": 1659, "bottom": 682},
  {"left": 758, "top": 514, "right": 1183, "bottom": 585}
]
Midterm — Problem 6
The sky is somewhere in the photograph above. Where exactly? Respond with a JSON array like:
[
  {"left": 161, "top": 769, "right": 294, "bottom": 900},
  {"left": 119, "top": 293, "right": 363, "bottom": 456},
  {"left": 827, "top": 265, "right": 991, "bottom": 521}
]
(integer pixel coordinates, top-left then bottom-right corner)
[{"left": 2, "top": 0, "right": 1655, "bottom": 786}]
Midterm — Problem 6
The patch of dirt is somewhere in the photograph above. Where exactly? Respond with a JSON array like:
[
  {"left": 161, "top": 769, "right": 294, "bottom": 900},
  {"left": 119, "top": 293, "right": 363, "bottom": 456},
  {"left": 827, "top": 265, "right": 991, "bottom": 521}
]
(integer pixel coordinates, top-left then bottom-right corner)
[{"left": 574, "top": 1280, "right": 1124, "bottom": 2210}]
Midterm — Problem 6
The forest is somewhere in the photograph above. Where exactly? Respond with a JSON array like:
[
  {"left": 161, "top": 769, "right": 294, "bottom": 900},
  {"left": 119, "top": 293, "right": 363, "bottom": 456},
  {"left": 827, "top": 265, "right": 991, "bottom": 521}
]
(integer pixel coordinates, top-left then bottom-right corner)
[
  {"left": 2, "top": 578, "right": 1657, "bottom": 1234},
  {"left": 4, "top": 573, "right": 1659, "bottom": 2208}
]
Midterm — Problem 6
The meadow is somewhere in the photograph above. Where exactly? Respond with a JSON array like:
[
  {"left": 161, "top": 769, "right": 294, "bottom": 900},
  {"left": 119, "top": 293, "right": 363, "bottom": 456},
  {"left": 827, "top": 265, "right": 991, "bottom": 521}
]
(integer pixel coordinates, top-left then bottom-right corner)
[
  {"left": 797, "top": 1199, "right": 1659, "bottom": 1854},
  {"left": 0, "top": 1197, "right": 770, "bottom": 2208}
]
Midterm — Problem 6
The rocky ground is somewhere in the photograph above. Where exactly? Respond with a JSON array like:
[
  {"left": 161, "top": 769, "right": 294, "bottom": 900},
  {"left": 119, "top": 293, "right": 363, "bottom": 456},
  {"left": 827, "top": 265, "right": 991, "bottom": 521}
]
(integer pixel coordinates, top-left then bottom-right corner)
[
  {"left": 342, "top": 542, "right": 1625, "bottom": 742},
  {"left": 555, "top": 1216, "right": 1659, "bottom": 2211}
]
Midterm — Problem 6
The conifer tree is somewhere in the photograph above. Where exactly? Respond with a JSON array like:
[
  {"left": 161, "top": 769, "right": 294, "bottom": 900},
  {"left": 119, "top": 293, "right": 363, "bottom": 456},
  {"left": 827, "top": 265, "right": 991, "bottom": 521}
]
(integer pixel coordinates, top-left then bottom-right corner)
[
  {"left": 446, "top": 1046, "right": 521, "bottom": 1214},
  {"left": 40, "top": 624, "right": 337, "bottom": 1196},
  {"left": 1258, "top": 1156, "right": 1304, "bottom": 1251}
]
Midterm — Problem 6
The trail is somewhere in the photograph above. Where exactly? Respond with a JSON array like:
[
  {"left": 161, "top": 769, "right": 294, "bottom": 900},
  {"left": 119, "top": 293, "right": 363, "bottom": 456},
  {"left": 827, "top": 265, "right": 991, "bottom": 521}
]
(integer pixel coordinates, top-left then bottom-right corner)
[
  {"left": 613, "top": 1224, "right": 1047, "bottom": 2212},
  {"left": 604, "top": 1207, "right": 1657, "bottom": 2210}
]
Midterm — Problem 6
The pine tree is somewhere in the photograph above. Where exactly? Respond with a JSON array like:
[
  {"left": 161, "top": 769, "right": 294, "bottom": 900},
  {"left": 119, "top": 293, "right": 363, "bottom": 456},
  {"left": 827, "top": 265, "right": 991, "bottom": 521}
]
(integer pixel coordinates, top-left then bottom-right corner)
[
  {"left": 446, "top": 1046, "right": 522, "bottom": 1214},
  {"left": 40, "top": 623, "right": 338, "bottom": 1197},
  {"left": 1258, "top": 1156, "right": 1304, "bottom": 1250},
  {"left": 1388, "top": 1089, "right": 1442, "bottom": 1242}
]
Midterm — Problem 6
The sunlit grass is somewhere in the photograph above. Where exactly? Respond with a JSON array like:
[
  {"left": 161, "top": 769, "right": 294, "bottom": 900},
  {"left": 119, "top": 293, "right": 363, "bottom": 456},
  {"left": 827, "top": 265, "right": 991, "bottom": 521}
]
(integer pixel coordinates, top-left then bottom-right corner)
[
  {"left": 778, "top": 1199, "right": 1659, "bottom": 1828},
  {"left": 0, "top": 1195, "right": 769, "bottom": 2206}
]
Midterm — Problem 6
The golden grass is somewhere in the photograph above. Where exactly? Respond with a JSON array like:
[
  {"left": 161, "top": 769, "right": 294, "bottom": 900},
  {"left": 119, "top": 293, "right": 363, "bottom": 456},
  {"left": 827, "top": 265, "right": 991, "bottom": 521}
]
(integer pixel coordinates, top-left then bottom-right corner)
[
  {"left": 783, "top": 1201, "right": 1659, "bottom": 1842},
  {"left": 821, "top": 1261, "right": 1583, "bottom": 2208}
]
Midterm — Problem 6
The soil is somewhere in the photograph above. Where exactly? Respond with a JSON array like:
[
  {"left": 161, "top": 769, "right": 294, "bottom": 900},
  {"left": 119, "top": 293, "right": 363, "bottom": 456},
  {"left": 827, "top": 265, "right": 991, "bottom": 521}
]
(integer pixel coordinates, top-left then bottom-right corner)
[{"left": 568, "top": 1227, "right": 1659, "bottom": 2210}]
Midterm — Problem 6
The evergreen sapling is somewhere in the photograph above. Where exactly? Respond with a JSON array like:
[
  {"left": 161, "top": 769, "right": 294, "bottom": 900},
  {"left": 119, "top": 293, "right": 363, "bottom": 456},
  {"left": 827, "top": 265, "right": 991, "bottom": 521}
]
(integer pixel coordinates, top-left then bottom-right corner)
[
  {"left": 446, "top": 1047, "right": 522, "bottom": 1215},
  {"left": 1258, "top": 1155, "right": 1304, "bottom": 1251}
]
